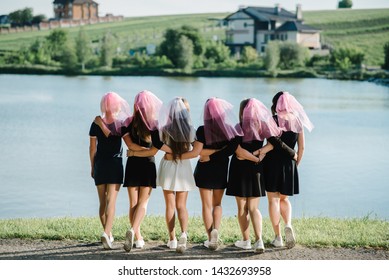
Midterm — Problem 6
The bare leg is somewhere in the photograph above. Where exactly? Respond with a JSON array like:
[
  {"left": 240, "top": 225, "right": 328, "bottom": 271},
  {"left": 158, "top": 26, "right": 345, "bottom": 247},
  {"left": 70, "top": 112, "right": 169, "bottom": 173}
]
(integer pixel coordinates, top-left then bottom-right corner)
[
  {"left": 103, "top": 184, "right": 120, "bottom": 235},
  {"left": 235, "top": 197, "right": 250, "bottom": 240},
  {"left": 131, "top": 187, "right": 152, "bottom": 240},
  {"left": 212, "top": 189, "right": 225, "bottom": 231},
  {"left": 127, "top": 187, "right": 139, "bottom": 226},
  {"left": 163, "top": 190, "right": 176, "bottom": 241},
  {"left": 96, "top": 184, "right": 107, "bottom": 230},
  {"left": 280, "top": 194, "right": 292, "bottom": 226},
  {"left": 267, "top": 191, "right": 281, "bottom": 237},
  {"left": 175, "top": 191, "right": 189, "bottom": 234},
  {"left": 199, "top": 188, "right": 213, "bottom": 239},
  {"left": 248, "top": 197, "right": 262, "bottom": 241}
]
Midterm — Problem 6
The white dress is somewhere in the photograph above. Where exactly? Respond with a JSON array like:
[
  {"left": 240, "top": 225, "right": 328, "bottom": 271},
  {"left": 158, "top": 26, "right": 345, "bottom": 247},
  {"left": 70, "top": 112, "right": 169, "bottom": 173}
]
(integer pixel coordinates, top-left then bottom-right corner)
[{"left": 157, "top": 158, "right": 197, "bottom": 191}]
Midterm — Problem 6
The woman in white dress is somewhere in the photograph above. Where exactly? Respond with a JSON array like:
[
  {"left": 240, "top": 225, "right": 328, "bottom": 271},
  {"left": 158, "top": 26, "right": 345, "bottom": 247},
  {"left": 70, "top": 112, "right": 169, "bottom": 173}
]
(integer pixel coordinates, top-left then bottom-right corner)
[
  {"left": 158, "top": 97, "right": 199, "bottom": 253},
  {"left": 129, "top": 97, "right": 200, "bottom": 253}
]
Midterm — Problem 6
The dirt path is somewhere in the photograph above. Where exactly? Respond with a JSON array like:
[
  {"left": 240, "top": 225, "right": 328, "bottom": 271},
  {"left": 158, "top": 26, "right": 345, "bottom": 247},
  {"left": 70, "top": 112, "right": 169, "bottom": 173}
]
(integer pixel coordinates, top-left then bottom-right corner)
[{"left": 0, "top": 239, "right": 387, "bottom": 260}]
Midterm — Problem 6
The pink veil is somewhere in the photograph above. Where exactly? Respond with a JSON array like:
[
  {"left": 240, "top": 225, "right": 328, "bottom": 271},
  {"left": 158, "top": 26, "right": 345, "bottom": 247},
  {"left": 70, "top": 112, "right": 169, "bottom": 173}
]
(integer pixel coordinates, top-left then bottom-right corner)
[
  {"left": 133, "top": 90, "right": 162, "bottom": 131},
  {"left": 159, "top": 97, "right": 196, "bottom": 144},
  {"left": 242, "top": 98, "right": 282, "bottom": 142},
  {"left": 100, "top": 92, "right": 131, "bottom": 136},
  {"left": 203, "top": 97, "right": 243, "bottom": 145},
  {"left": 276, "top": 92, "right": 314, "bottom": 133}
]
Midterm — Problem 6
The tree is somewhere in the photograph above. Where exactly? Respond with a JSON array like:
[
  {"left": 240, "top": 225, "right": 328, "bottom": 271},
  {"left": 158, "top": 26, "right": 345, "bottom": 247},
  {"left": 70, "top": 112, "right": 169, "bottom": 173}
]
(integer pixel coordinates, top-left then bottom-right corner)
[
  {"left": 46, "top": 29, "right": 68, "bottom": 62},
  {"left": 176, "top": 35, "right": 194, "bottom": 72},
  {"left": 330, "top": 46, "right": 364, "bottom": 69},
  {"left": 158, "top": 25, "right": 205, "bottom": 67},
  {"left": 205, "top": 41, "right": 230, "bottom": 63},
  {"left": 241, "top": 46, "right": 258, "bottom": 64},
  {"left": 61, "top": 42, "right": 78, "bottom": 72},
  {"left": 383, "top": 42, "right": 389, "bottom": 70},
  {"left": 75, "top": 28, "right": 92, "bottom": 71},
  {"left": 32, "top": 14, "right": 46, "bottom": 24},
  {"left": 338, "top": 0, "right": 353, "bottom": 8},
  {"left": 100, "top": 32, "right": 117, "bottom": 68},
  {"left": 264, "top": 41, "right": 280, "bottom": 75},
  {"left": 279, "top": 42, "right": 308, "bottom": 69},
  {"left": 9, "top": 8, "right": 33, "bottom": 25}
]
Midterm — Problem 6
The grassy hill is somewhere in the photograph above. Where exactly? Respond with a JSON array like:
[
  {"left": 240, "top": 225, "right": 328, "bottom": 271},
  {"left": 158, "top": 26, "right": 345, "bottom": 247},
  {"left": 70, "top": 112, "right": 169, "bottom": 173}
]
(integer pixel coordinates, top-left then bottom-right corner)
[{"left": 0, "top": 9, "right": 388, "bottom": 66}]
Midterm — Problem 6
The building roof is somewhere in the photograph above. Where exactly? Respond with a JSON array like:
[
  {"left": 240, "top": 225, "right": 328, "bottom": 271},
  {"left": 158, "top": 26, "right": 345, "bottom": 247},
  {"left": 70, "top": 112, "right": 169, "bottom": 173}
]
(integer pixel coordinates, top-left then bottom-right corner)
[
  {"left": 226, "top": 6, "right": 297, "bottom": 22},
  {"left": 53, "top": 0, "right": 98, "bottom": 4},
  {"left": 277, "top": 21, "right": 320, "bottom": 32}
]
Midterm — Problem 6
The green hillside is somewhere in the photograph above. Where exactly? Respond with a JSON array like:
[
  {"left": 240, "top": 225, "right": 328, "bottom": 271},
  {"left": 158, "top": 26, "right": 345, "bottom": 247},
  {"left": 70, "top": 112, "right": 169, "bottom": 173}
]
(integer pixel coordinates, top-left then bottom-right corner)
[{"left": 0, "top": 8, "right": 388, "bottom": 66}]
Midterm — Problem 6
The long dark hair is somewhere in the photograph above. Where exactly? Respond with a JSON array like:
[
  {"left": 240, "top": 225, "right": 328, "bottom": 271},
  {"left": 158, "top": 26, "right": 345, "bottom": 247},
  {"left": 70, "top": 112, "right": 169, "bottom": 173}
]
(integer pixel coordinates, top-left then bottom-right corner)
[
  {"left": 239, "top": 98, "right": 250, "bottom": 123},
  {"left": 131, "top": 110, "right": 151, "bottom": 143},
  {"left": 271, "top": 91, "right": 284, "bottom": 115}
]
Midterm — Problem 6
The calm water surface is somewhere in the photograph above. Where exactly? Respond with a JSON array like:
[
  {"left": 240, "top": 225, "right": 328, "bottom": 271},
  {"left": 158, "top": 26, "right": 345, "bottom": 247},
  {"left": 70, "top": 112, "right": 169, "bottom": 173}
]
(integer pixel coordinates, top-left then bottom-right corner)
[{"left": 0, "top": 74, "right": 388, "bottom": 219}]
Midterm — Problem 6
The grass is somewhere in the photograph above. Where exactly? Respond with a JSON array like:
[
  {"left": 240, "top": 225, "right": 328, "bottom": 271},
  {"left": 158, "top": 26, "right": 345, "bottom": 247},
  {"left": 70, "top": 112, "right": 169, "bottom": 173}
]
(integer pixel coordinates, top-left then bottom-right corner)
[{"left": 0, "top": 216, "right": 388, "bottom": 249}]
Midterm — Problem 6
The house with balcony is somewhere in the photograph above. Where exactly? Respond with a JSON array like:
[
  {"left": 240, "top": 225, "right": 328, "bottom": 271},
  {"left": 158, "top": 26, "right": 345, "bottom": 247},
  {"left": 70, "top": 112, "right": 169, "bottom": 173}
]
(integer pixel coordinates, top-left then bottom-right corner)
[
  {"left": 53, "top": 0, "right": 99, "bottom": 20},
  {"left": 224, "top": 4, "right": 321, "bottom": 54}
]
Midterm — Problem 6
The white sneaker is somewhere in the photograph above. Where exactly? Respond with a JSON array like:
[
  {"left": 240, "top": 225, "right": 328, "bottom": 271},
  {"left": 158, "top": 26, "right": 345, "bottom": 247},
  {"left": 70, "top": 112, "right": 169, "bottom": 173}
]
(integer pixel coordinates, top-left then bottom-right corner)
[
  {"left": 110, "top": 234, "right": 114, "bottom": 243},
  {"left": 234, "top": 240, "right": 252, "bottom": 249},
  {"left": 135, "top": 239, "right": 145, "bottom": 249},
  {"left": 285, "top": 225, "right": 296, "bottom": 249},
  {"left": 124, "top": 228, "right": 134, "bottom": 252},
  {"left": 209, "top": 229, "right": 219, "bottom": 251},
  {"left": 271, "top": 237, "right": 284, "bottom": 247},
  {"left": 176, "top": 233, "right": 187, "bottom": 253},
  {"left": 101, "top": 232, "right": 112, "bottom": 250},
  {"left": 253, "top": 239, "right": 265, "bottom": 254},
  {"left": 167, "top": 239, "right": 177, "bottom": 249},
  {"left": 203, "top": 240, "right": 210, "bottom": 248}
]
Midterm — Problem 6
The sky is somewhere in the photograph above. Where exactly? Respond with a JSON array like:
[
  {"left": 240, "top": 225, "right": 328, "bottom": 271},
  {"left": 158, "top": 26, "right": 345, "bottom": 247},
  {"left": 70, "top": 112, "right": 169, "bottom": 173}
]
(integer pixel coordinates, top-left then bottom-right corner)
[{"left": 1, "top": 0, "right": 389, "bottom": 18}]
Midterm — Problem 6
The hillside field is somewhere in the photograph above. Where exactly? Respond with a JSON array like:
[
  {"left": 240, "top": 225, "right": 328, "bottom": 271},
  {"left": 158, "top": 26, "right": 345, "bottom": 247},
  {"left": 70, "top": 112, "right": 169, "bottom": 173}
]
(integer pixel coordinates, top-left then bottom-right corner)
[{"left": 0, "top": 8, "right": 388, "bottom": 66}]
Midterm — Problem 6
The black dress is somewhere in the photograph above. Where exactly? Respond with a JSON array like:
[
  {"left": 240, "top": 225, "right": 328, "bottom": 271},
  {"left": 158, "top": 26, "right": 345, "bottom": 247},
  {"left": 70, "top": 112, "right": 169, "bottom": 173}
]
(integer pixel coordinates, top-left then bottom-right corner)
[
  {"left": 193, "top": 126, "right": 239, "bottom": 189},
  {"left": 226, "top": 137, "right": 266, "bottom": 197},
  {"left": 263, "top": 117, "right": 299, "bottom": 196},
  {"left": 123, "top": 122, "right": 158, "bottom": 188},
  {"left": 89, "top": 122, "right": 124, "bottom": 186}
]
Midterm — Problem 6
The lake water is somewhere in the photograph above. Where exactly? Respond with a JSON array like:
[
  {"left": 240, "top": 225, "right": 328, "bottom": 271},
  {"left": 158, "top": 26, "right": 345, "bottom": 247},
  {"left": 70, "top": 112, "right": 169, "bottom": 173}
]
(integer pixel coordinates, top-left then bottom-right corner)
[{"left": 0, "top": 74, "right": 388, "bottom": 220}]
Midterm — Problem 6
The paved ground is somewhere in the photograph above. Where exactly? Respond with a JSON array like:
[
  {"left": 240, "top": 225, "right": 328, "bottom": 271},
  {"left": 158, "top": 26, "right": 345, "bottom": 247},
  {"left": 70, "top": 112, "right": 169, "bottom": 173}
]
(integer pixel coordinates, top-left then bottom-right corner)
[{"left": 0, "top": 239, "right": 388, "bottom": 260}]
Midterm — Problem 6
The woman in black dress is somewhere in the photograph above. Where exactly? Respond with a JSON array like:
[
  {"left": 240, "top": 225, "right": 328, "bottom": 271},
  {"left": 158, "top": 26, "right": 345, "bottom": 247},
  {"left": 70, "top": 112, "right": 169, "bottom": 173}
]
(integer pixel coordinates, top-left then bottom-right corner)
[
  {"left": 89, "top": 92, "right": 131, "bottom": 250},
  {"left": 193, "top": 97, "right": 242, "bottom": 250},
  {"left": 227, "top": 98, "right": 281, "bottom": 253},
  {"left": 263, "top": 91, "right": 314, "bottom": 249},
  {"left": 121, "top": 90, "right": 166, "bottom": 252}
]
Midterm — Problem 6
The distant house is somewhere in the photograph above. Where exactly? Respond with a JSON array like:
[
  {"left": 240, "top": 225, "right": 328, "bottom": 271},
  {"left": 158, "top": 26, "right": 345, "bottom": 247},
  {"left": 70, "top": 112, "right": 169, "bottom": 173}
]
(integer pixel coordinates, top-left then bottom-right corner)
[
  {"left": 53, "top": 0, "right": 99, "bottom": 20},
  {"left": 0, "top": 15, "right": 9, "bottom": 25},
  {"left": 224, "top": 4, "right": 321, "bottom": 54}
]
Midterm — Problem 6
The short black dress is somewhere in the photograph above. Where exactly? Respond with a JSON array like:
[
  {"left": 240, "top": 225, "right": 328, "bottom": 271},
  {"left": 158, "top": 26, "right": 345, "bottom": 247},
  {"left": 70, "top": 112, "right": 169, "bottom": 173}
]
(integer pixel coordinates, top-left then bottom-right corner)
[
  {"left": 89, "top": 122, "right": 124, "bottom": 186},
  {"left": 194, "top": 126, "right": 239, "bottom": 189},
  {"left": 263, "top": 117, "right": 299, "bottom": 196},
  {"left": 123, "top": 122, "right": 157, "bottom": 188},
  {"left": 226, "top": 137, "right": 266, "bottom": 197}
]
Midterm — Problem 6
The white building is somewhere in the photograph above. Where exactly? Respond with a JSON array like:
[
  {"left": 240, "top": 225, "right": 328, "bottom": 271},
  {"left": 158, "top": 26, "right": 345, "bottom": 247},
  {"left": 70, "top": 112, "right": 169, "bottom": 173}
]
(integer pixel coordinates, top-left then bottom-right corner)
[{"left": 224, "top": 4, "right": 321, "bottom": 54}]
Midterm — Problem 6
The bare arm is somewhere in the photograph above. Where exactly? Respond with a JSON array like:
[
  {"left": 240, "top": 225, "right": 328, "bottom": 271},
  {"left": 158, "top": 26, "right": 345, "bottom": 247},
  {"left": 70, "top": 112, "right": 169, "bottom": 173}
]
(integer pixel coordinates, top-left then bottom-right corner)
[
  {"left": 296, "top": 130, "right": 305, "bottom": 166},
  {"left": 94, "top": 116, "right": 110, "bottom": 137},
  {"left": 128, "top": 146, "right": 159, "bottom": 157},
  {"left": 180, "top": 141, "right": 204, "bottom": 160},
  {"left": 122, "top": 134, "right": 148, "bottom": 151},
  {"left": 89, "top": 137, "right": 97, "bottom": 178},
  {"left": 235, "top": 145, "right": 260, "bottom": 163}
]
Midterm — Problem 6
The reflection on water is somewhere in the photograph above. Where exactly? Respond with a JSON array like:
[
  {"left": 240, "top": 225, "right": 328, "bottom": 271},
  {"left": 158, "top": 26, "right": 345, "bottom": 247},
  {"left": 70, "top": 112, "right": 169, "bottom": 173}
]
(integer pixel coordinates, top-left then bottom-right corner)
[{"left": 0, "top": 74, "right": 388, "bottom": 219}]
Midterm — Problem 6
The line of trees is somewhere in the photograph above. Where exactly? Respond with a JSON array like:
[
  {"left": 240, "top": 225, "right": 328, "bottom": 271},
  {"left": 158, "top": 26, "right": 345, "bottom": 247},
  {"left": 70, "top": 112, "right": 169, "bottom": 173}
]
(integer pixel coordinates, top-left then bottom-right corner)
[
  {"left": 7, "top": 7, "right": 47, "bottom": 26},
  {"left": 1, "top": 24, "right": 387, "bottom": 75}
]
